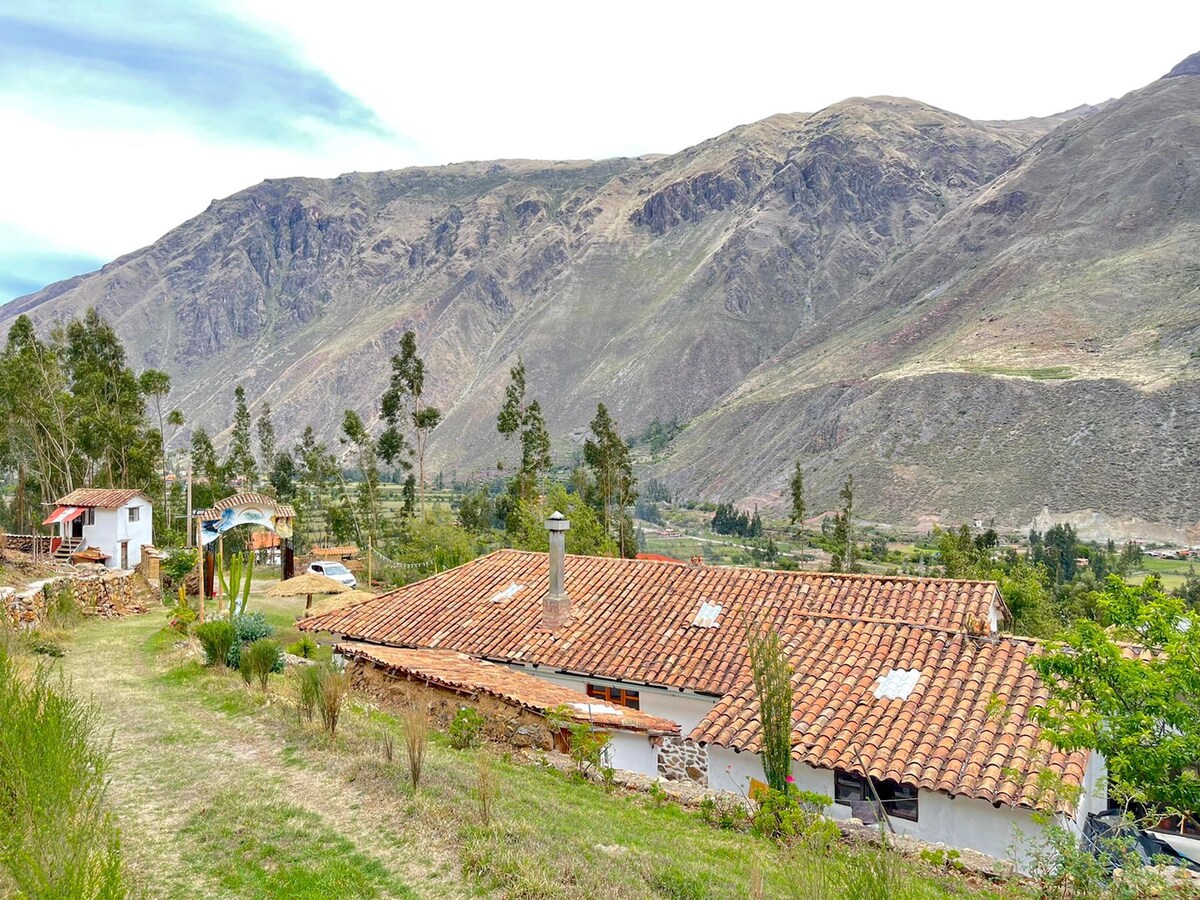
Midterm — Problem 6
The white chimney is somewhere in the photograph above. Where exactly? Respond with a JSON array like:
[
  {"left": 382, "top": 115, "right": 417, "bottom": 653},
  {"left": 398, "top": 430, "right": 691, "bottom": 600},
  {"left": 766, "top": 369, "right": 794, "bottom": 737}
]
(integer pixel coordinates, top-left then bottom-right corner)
[{"left": 544, "top": 511, "right": 570, "bottom": 630}]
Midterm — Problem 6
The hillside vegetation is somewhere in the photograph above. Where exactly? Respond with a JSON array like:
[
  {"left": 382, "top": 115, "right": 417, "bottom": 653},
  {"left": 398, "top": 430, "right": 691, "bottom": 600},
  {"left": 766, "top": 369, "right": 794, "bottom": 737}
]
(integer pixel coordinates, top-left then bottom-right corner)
[{"left": 5, "top": 55, "right": 1200, "bottom": 530}]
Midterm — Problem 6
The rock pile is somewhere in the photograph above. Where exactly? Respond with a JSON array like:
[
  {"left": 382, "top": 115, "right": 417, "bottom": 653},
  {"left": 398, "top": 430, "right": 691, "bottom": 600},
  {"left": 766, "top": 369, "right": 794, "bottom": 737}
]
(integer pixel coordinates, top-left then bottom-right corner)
[{"left": 1, "top": 570, "right": 156, "bottom": 628}]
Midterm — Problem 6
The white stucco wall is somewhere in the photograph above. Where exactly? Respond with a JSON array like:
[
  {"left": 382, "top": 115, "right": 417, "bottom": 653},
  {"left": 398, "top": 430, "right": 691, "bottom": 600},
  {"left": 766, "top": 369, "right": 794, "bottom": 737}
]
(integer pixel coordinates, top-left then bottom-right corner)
[
  {"left": 527, "top": 668, "right": 717, "bottom": 733},
  {"left": 81, "top": 498, "right": 153, "bottom": 568},
  {"left": 516, "top": 668, "right": 719, "bottom": 779},
  {"left": 605, "top": 730, "right": 659, "bottom": 775},
  {"left": 708, "top": 745, "right": 1055, "bottom": 871}
]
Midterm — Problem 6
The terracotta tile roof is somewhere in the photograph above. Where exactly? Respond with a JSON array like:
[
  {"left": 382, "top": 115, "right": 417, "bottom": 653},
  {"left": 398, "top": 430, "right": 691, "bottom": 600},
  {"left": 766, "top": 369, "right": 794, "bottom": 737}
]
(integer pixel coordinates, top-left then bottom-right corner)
[
  {"left": 302, "top": 550, "right": 1005, "bottom": 695},
  {"left": 193, "top": 492, "right": 296, "bottom": 520},
  {"left": 690, "top": 622, "right": 1088, "bottom": 810},
  {"left": 312, "top": 545, "right": 359, "bottom": 558},
  {"left": 338, "top": 643, "right": 679, "bottom": 735},
  {"left": 303, "top": 551, "right": 1081, "bottom": 807},
  {"left": 249, "top": 532, "right": 280, "bottom": 550},
  {"left": 55, "top": 488, "right": 150, "bottom": 508}
]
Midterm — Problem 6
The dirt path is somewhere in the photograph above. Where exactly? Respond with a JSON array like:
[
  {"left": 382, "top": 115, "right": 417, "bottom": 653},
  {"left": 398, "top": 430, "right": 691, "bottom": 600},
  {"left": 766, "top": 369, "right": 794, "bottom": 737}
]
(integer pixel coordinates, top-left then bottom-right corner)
[{"left": 61, "top": 611, "right": 468, "bottom": 899}]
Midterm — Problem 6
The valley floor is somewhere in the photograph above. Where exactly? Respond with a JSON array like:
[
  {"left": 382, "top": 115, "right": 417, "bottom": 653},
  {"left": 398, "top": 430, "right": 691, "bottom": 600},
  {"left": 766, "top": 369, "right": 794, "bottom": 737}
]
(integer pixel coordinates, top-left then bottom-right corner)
[{"left": 57, "top": 588, "right": 1008, "bottom": 899}]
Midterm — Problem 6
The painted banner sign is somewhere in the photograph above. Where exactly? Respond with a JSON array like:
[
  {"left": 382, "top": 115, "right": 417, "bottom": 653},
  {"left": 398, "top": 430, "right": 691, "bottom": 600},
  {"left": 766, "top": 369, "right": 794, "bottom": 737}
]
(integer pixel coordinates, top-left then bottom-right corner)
[{"left": 199, "top": 504, "right": 293, "bottom": 545}]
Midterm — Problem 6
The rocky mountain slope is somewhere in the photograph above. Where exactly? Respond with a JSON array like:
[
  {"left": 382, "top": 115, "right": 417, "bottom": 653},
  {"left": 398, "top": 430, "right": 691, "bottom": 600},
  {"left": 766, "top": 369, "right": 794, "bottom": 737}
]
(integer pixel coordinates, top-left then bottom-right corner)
[{"left": 5, "top": 55, "right": 1199, "bottom": 530}]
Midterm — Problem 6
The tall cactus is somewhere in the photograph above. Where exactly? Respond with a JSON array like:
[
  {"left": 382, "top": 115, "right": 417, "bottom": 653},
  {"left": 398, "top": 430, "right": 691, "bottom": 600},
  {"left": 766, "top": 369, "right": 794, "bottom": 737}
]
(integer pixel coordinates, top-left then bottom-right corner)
[{"left": 218, "top": 551, "right": 255, "bottom": 621}]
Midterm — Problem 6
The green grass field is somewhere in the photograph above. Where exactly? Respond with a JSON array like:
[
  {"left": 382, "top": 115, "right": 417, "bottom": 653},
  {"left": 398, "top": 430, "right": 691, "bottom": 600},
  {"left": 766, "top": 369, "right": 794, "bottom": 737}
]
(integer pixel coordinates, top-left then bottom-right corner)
[{"left": 35, "top": 589, "right": 1009, "bottom": 899}]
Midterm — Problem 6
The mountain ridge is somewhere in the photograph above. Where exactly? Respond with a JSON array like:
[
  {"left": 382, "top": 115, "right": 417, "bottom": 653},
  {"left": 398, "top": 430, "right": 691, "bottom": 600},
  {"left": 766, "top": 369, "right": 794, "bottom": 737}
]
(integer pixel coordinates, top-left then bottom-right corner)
[{"left": 5, "top": 60, "right": 1199, "bottom": 532}]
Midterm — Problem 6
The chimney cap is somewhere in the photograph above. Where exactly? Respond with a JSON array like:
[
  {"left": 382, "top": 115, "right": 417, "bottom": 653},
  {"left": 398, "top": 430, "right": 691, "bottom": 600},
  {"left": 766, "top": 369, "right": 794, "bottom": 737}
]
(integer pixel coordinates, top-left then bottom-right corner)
[{"left": 545, "top": 511, "right": 570, "bottom": 532}]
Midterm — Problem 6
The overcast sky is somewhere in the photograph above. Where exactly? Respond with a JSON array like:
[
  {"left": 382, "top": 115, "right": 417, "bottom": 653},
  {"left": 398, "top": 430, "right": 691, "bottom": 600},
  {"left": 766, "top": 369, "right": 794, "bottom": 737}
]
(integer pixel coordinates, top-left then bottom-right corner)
[{"left": 2, "top": 0, "right": 1197, "bottom": 302}]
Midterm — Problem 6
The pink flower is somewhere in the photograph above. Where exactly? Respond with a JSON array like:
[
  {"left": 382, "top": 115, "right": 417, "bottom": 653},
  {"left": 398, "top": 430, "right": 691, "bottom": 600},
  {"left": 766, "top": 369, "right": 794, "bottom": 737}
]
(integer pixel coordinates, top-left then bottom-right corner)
[{"left": 786, "top": 775, "right": 795, "bottom": 784}]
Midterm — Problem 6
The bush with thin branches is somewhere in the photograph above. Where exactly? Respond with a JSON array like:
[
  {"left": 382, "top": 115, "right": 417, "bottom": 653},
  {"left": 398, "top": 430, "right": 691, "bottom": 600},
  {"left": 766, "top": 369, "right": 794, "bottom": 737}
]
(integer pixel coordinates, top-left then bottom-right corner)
[
  {"left": 195, "top": 620, "right": 235, "bottom": 668},
  {"left": 400, "top": 703, "right": 429, "bottom": 790},
  {"left": 293, "top": 664, "right": 322, "bottom": 724},
  {"left": 746, "top": 624, "right": 794, "bottom": 792},
  {"left": 241, "top": 639, "right": 281, "bottom": 692},
  {"left": 475, "top": 753, "right": 499, "bottom": 825},
  {"left": 316, "top": 664, "right": 348, "bottom": 738}
]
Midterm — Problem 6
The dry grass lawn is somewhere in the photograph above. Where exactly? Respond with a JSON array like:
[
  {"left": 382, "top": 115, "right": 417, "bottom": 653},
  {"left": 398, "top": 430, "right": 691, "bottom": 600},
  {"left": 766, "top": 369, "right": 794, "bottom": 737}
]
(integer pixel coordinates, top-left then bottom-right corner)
[{"left": 53, "top": 585, "right": 1009, "bottom": 899}]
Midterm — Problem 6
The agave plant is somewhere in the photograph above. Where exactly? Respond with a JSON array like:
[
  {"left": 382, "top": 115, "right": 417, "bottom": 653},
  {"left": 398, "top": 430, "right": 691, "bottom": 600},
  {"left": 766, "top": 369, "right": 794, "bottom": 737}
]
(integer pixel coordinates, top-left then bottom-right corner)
[{"left": 217, "top": 551, "right": 255, "bottom": 621}]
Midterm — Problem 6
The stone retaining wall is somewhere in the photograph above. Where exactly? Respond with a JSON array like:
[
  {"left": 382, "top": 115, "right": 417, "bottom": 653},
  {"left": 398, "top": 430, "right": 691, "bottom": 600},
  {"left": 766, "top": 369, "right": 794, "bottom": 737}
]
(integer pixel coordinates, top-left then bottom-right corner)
[{"left": 1, "top": 569, "right": 156, "bottom": 629}]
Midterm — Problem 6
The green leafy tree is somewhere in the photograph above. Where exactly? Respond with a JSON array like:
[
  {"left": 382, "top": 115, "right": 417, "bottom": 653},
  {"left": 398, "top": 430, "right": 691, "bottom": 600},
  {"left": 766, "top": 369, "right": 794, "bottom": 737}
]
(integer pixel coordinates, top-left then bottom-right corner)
[
  {"left": 378, "top": 330, "right": 441, "bottom": 517},
  {"left": 937, "top": 525, "right": 1057, "bottom": 636},
  {"left": 830, "top": 475, "right": 858, "bottom": 573},
  {"left": 256, "top": 403, "right": 277, "bottom": 479},
  {"left": 1032, "top": 577, "right": 1200, "bottom": 816},
  {"left": 583, "top": 403, "right": 637, "bottom": 557},
  {"left": 296, "top": 426, "right": 338, "bottom": 547},
  {"left": 496, "top": 359, "right": 551, "bottom": 509},
  {"left": 340, "top": 410, "right": 382, "bottom": 545},
  {"left": 0, "top": 315, "right": 78, "bottom": 502},
  {"left": 138, "top": 368, "right": 177, "bottom": 535},
  {"left": 63, "top": 309, "right": 158, "bottom": 489},
  {"left": 269, "top": 449, "right": 297, "bottom": 503},
  {"left": 225, "top": 385, "right": 257, "bottom": 487},
  {"left": 508, "top": 484, "right": 616, "bottom": 557},
  {"left": 787, "top": 461, "right": 806, "bottom": 534},
  {"left": 189, "top": 427, "right": 224, "bottom": 510},
  {"left": 746, "top": 625, "right": 794, "bottom": 792}
]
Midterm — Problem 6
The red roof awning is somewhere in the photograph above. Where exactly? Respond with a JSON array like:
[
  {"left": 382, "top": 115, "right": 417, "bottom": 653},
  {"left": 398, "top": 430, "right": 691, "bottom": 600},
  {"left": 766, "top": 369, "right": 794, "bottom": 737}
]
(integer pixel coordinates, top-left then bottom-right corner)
[{"left": 42, "top": 505, "right": 84, "bottom": 526}]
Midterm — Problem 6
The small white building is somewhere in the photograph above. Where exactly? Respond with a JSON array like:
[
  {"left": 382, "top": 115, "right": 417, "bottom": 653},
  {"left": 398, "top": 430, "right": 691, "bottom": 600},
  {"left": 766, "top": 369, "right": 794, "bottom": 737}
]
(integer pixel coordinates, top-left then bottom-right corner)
[{"left": 43, "top": 488, "right": 153, "bottom": 569}]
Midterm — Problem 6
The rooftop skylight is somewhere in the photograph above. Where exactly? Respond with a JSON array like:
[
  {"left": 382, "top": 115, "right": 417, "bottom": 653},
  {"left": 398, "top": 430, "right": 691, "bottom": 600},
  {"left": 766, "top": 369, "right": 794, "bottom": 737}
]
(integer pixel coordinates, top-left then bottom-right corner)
[{"left": 873, "top": 668, "right": 921, "bottom": 700}]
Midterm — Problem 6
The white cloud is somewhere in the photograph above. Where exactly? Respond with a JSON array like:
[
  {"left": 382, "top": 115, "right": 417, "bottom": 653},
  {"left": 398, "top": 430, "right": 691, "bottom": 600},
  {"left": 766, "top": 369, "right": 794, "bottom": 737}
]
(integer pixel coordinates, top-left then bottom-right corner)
[{"left": 3, "top": 0, "right": 1199, "bottom": 300}]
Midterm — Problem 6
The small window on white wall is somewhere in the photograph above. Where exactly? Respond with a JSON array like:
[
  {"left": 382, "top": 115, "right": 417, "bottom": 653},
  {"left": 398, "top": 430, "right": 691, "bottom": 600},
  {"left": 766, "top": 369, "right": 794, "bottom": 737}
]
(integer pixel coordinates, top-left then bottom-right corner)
[{"left": 128, "top": 507, "right": 140, "bottom": 522}]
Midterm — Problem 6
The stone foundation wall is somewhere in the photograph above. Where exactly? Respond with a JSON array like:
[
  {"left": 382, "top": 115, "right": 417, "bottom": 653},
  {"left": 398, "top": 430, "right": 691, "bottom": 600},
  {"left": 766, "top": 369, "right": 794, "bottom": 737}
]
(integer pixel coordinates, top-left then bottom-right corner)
[
  {"left": 347, "top": 659, "right": 563, "bottom": 750},
  {"left": 658, "top": 735, "right": 709, "bottom": 785},
  {"left": 1, "top": 570, "right": 156, "bottom": 629}
]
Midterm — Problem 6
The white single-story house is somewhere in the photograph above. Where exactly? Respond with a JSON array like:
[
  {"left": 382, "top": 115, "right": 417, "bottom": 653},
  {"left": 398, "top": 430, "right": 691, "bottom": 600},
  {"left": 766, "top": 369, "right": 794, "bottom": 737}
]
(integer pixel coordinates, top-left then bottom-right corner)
[
  {"left": 303, "top": 515, "right": 1108, "bottom": 870},
  {"left": 43, "top": 488, "right": 153, "bottom": 569}
]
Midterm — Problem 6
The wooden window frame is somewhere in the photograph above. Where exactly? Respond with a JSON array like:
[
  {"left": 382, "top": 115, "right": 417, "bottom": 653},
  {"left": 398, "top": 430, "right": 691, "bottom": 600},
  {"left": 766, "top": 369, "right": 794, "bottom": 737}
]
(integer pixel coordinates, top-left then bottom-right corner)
[
  {"left": 585, "top": 683, "right": 641, "bottom": 710},
  {"left": 128, "top": 506, "right": 140, "bottom": 522}
]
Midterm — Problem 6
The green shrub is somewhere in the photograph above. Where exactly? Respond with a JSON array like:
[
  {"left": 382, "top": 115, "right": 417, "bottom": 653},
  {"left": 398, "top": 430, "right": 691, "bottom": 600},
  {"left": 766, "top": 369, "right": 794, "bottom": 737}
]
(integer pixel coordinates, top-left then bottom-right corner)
[
  {"left": 698, "top": 794, "right": 749, "bottom": 830},
  {"left": 226, "top": 612, "right": 277, "bottom": 669},
  {"left": 546, "top": 705, "right": 610, "bottom": 779},
  {"left": 751, "top": 785, "right": 838, "bottom": 847},
  {"left": 449, "top": 706, "right": 485, "bottom": 750},
  {"left": 287, "top": 635, "right": 318, "bottom": 659},
  {"left": 237, "top": 653, "right": 254, "bottom": 687},
  {"left": 162, "top": 548, "right": 198, "bottom": 583},
  {"left": 167, "top": 603, "right": 197, "bottom": 634},
  {"left": 317, "top": 664, "right": 349, "bottom": 739},
  {"left": 195, "top": 620, "right": 236, "bottom": 667},
  {"left": 0, "top": 645, "right": 127, "bottom": 895},
  {"left": 47, "top": 583, "right": 81, "bottom": 627},
  {"left": 293, "top": 664, "right": 322, "bottom": 724},
  {"left": 25, "top": 632, "right": 66, "bottom": 657},
  {"left": 242, "top": 639, "right": 281, "bottom": 692}
]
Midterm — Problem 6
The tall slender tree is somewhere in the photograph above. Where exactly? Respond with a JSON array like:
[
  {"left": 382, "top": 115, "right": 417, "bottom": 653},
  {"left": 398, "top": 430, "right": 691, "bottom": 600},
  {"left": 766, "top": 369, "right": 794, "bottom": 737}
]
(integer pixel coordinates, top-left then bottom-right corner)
[
  {"left": 830, "top": 474, "right": 857, "bottom": 573},
  {"left": 787, "top": 461, "right": 806, "bottom": 534},
  {"left": 225, "top": 385, "right": 257, "bottom": 487},
  {"left": 256, "top": 403, "right": 277, "bottom": 481},
  {"left": 583, "top": 403, "right": 637, "bottom": 557},
  {"left": 379, "top": 330, "right": 440, "bottom": 517},
  {"left": 340, "top": 410, "right": 382, "bottom": 545},
  {"left": 138, "top": 369, "right": 177, "bottom": 536},
  {"left": 496, "top": 358, "right": 551, "bottom": 506}
]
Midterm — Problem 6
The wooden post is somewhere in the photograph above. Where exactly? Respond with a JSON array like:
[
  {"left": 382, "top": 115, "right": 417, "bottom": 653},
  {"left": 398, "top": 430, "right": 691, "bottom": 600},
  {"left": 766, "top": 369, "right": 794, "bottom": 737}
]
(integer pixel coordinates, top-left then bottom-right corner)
[
  {"left": 367, "top": 537, "right": 372, "bottom": 590},
  {"left": 216, "top": 533, "right": 224, "bottom": 615}
]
